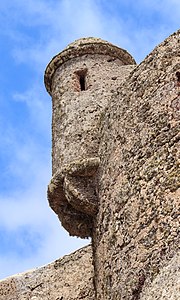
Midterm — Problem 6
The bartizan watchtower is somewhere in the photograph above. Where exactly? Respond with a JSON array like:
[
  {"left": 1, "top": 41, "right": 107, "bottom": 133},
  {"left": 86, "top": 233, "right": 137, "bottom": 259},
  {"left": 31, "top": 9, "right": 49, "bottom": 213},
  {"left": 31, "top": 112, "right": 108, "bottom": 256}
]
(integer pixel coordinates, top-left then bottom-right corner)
[{"left": 44, "top": 38, "right": 136, "bottom": 238}]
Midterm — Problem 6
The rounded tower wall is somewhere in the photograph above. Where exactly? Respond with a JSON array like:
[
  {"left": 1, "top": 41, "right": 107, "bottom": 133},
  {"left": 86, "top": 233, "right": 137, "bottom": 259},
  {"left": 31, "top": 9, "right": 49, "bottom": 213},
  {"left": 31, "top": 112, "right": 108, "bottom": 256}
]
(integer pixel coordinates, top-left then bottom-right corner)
[{"left": 51, "top": 54, "right": 134, "bottom": 174}]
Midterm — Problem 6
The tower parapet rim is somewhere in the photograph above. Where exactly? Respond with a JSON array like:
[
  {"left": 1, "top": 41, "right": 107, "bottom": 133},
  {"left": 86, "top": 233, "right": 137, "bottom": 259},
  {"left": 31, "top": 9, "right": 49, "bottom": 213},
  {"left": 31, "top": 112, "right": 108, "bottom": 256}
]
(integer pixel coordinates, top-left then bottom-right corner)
[{"left": 44, "top": 37, "right": 136, "bottom": 95}]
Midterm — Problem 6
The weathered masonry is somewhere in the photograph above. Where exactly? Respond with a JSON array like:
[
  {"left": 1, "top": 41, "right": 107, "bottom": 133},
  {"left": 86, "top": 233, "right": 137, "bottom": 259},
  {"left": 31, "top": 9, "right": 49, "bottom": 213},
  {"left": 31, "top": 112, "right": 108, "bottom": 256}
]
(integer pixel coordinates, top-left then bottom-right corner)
[{"left": 0, "top": 30, "right": 179, "bottom": 300}]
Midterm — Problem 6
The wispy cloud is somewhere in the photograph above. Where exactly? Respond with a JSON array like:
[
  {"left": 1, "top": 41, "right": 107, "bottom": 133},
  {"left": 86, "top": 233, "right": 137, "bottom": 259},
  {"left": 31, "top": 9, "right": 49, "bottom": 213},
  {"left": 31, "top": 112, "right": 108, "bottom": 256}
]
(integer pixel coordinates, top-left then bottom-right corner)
[{"left": 3, "top": 0, "right": 180, "bottom": 70}]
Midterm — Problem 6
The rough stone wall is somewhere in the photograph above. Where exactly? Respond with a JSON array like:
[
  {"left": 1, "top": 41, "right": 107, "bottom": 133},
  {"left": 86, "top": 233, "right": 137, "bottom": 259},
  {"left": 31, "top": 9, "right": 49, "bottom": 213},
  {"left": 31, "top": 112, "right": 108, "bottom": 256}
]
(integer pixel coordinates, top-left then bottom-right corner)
[
  {"left": 93, "top": 29, "right": 180, "bottom": 299},
  {"left": 0, "top": 246, "right": 179, "bottom": 300},
  {"left": 0, "top": 245, "right": 94, "bottom": 300},
  {"left": 140, "top": 251, "right": 180, "bottom": 300}
]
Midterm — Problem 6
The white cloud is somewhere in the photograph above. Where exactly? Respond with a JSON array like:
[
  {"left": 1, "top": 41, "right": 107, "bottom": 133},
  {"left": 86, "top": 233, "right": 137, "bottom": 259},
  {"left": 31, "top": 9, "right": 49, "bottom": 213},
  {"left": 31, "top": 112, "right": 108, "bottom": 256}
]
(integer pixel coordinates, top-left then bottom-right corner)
[
  {"left": 13, "top": 84, "right": 51, "bottom": 134},
  {"left": 11, "top": 0, "right": 106, "bottom": 69},
  {"left": 5, "top": 0, "right": 180, "bottom": 70},
  {"left": 0, "top": 150, "right": 89, "bottom": 279}
]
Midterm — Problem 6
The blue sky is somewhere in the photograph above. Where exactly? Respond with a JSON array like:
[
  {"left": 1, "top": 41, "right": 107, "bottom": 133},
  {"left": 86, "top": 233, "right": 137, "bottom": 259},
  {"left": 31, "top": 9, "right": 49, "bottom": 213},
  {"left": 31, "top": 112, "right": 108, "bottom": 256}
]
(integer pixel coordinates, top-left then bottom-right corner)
[{"left": 0, "top": 0, "right": 179, "bottom": 280}]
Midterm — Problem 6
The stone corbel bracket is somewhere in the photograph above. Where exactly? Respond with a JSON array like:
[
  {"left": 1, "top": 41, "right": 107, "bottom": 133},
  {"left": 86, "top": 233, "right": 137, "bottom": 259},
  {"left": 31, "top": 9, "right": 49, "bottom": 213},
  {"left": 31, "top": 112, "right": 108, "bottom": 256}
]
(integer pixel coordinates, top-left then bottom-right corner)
[{"left": 48, "top": 157, "right": 100, "bottom": 238}]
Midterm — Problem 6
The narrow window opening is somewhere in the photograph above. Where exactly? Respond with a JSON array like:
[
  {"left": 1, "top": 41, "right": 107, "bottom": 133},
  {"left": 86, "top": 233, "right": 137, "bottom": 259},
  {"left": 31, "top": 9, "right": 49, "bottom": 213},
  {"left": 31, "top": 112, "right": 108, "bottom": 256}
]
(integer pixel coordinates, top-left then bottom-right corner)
[
  {"left": 75, "top": 69, "right": 87, "bottom": 92},
  {"left": 175, "top": 71, "right": 180, "bottom": 87},
  {"left": 176, "top": 71, "right": 180, "bottom": 82},
  {"left": 80, "top": 74, "right": 86, "bottom": 91}
]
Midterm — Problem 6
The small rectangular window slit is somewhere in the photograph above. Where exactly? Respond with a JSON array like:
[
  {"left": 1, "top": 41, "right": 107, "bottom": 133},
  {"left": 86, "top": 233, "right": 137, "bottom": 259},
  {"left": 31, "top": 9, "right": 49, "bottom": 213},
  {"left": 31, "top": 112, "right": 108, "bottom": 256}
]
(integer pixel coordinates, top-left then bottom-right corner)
[
  {"left": 74, "top": 69, "right": 87, "bottom": 92},
  {"left": 80, "top": 74, "right": 86, "bottom": 91}
]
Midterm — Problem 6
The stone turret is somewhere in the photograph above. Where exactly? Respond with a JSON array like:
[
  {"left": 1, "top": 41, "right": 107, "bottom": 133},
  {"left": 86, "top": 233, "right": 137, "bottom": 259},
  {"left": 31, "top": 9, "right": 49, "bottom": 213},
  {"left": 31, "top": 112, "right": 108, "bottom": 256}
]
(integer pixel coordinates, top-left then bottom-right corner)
[{"left": 44, "top": 37, "right": 136, "bottom": 238}]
